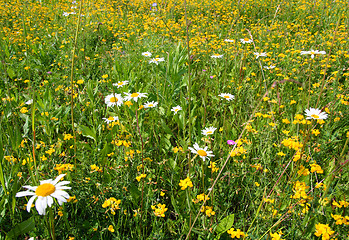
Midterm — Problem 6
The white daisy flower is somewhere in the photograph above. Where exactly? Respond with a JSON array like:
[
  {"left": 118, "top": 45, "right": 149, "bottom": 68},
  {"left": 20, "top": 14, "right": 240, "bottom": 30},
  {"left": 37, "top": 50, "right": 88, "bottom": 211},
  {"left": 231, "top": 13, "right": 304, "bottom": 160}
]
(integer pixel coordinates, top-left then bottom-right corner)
[
  {"left": 149, "top": 57, "right": 165, "bottom": 65},
  {"left": 171, "top": 106, "right": 182, "bottom": 114},
  {"left": 254, "top": 52, "right": 267, "bottom": 59},
  {"left": 224, "top": 39, "right": 234, "bottom": 43},
  {"left": 188, "top": 143, "right": 214, "bottom": 161},
  {"left": 102, "top": 116, "right": 119, "bottom": 124},
  {"left": 25, "top": 99, "right": 33, "bottom": 105},
  {"left": 142, "top": 51, "right": 152, "bottom": 57},
  {"left": 218, "top": 93, "right": 235, "bottom": 101},
  {"left": 264, "top": 65, "right": 276, "bottom": 70},
  {"left": 240, "top": 38, "right": 253, "bottom": 44},
  {"left": 113, "top": 81, "right": 129, "bottom": 88},
  {"left": 144, "top": 101, "right": 158, "bottom": 108},
  {"left": 105, "top": 93, "right": 124, "bottom": 107},
  {"left": 202, "top": 127, "right": 217, "bottom": 136},
  {"left": 211, "top": 54, "right": 224, "bottom": 58},
  {"left": 15, "top": 174, "right": 71, "bottom": 215},
  {"left": 124, "top": 92, "right": 147, "bottom": 102},
  {"left": 300, "top": 49, "right": 326, "bottom": 59},
  {"left": 304, "top": 108, "right": 328, "bottom": 120}
]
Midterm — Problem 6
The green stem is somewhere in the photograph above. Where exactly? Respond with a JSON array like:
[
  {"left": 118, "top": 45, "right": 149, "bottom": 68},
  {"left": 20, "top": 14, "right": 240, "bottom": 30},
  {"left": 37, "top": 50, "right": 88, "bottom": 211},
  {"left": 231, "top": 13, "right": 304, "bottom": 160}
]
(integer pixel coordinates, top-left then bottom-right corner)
[{"left": 70, "top": 0, "right": 84, "bottom": 163}]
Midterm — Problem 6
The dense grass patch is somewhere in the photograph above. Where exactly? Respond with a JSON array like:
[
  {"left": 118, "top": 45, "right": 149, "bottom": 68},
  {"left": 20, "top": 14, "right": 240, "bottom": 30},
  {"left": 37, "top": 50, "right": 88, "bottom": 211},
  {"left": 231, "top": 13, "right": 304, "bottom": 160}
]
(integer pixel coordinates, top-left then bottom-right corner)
[{"left": 0, "top": 0, "right": 349, "bottom": 239}]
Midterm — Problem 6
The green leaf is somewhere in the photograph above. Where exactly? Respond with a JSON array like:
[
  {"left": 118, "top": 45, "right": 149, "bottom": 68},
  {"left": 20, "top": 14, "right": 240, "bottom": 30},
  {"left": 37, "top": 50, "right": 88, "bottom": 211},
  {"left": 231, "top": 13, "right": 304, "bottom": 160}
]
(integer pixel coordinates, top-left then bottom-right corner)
[
  {"left": 129, "top": 183, "right": 141, "bottom": 204},
  {"left": 5, "top": 217, "right": 35, "bottom": 239},
  {"left": 161, "top": 120, "right": 173, "bottom": 135},
  {"left": 22, "top": 115, "right": 30, "bottom": 137},
  {"left": 79, "top": 125, "right": 96, "bottom": 141},
  {"left": 303, "top": 216, "right": 315, "bottom": 238},
  {"left": 7, "top": 67, "right": 15, "bottom": 79},
  {"left": 215, "top": 214, "right": 235, "bottom": 240}
]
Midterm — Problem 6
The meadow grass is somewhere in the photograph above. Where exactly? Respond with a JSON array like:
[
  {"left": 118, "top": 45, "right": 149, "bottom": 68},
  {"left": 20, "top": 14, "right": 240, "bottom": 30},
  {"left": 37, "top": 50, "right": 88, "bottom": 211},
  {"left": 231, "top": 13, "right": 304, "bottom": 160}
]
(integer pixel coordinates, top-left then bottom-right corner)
[{"left": 0, "top": 0, "right": 349, "bottom": 239}]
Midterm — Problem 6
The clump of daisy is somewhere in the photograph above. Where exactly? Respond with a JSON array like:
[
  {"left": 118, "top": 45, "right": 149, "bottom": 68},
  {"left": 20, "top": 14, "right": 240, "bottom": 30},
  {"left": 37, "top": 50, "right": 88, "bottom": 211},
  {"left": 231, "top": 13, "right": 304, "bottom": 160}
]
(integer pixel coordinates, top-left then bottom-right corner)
[
  {"left": 254, "top": 52, "right": 267, "bottom": 59},
  {"left": 264, "top": 65, "right": 276, "bottom": 70},
  {"left": 240, "top": 38, "right": 253, "bottom": 44},
  {"left": 25, "top": 99, "right": 33, "bottom": 105},
  {"left": 124, "top": 92, "right": 147, "bottom": 102},
  {"left": 149, "top": 57, "right": 165, "bottom": 65},
  {"left": 113, "top": 81, "right": 129, "bottom": 88},
  {"left": 211, "top": 54, "right": 223, "bottom": 58},
  {"left": 202, "top": 126, "right": 217, "bottom": 136},
  {"left": 142, "top": 51, "right": 152, "bottom": 57},
  {"left": 218, "top": 93, "right": 235, "bottom": 101},
  {"left": 105, "top": 93, "right": 124, "bottom": 107},
  {"left": 304, "top": 108, "right": 328, "bottom": 120},
  {"left": 16, "top": 174, "right": 71, "bottom": 215},
  {"left": 188, "top": 143, "right": 214, "bottom": 161},
  {"left": 102, "top": 116, "right": 119, "bottom": 124},
  {"left": 300, "top": 49, "right": 326, "bottom": 59},
  {"left": 144, "top": 101, "right": 158, "bottom": 108},
  {"left": 171, "top": 105, "right": 182, "bottom": 114}
]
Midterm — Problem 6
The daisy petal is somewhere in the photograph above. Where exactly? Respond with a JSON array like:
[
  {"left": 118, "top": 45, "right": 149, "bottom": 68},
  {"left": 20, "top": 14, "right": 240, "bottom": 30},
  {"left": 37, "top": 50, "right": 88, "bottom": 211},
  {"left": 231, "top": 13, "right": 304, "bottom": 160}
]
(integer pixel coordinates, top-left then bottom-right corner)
[{"left": 26, "top": 195, "right": 37, "bottom": 213}]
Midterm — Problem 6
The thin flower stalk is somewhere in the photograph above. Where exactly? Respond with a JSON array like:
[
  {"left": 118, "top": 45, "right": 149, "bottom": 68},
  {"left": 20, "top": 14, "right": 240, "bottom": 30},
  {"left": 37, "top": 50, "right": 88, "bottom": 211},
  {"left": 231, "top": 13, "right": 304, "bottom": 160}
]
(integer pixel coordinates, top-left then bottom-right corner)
[{"left": 69, "top": 0, "right": 83, "bottom": 161}]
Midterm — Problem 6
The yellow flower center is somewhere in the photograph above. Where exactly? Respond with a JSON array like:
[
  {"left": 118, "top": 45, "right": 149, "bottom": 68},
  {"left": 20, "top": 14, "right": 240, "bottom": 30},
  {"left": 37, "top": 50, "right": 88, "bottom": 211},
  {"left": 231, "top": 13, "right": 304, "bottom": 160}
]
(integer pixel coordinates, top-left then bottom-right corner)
[
  {"left": 206, "top": 131, "right": 213, "bottom": 134},
  {"left": 108, "top": 117, "right": 114, "bottom": 121},
  {"left": 197, "top": 150, "right": 207, "bottom": 157},
  {"left": 131, "top": 93, "right": 139, "bottom": 98},
  {"left": 35, "top": 183, "right": 56, "bottom": 197},
  {"left": 110, "top": 97, "right": 118, "bottom": 103},
  {"left": 224, "top": 96, "right": 230, "bottom": 99},
  {"left": 311, "top": 114, "right": 319, "bottom": 119},
  {"left": 148, "top": 104, "right": 153, "bottom": 107},
  {"left": 244, "top": 38, "right": 249, "bottom": 41},
  {"left": 118, "top": 82, "right": 124, "bottom": 85}
]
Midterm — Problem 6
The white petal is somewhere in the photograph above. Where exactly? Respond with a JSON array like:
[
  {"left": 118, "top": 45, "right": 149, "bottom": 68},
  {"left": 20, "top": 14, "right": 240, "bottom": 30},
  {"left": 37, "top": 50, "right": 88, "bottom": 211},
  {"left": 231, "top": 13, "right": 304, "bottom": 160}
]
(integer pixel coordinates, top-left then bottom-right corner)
[
  {"left": 55, "top": 181, "right": 70, "bottom": 187},
  {"left": 52, "top": 174, "right": 66, "bottom": 185},
  {"left": 16, "top": 191, "right": 35, "bottom": 197},
  {"left": 26, "top": 195, "right": 37, "bottom": 212},
  {"left": 56, "top": 190, "right": 70, "bottom": 199},
  {"left": 23, "top": 185, "right": 37, "bottom": 191},
  {"left": 56, "top": 186, "right": 71, "bottom": 190},
  {"left": 47, "top": 196, "right": 54, "bottom": 207},
  {"left": 35, "top": 197, "right": 46, "bottom": 215},
  {"left": 51, "top": 192, "right": 68, "bottom": 203}
]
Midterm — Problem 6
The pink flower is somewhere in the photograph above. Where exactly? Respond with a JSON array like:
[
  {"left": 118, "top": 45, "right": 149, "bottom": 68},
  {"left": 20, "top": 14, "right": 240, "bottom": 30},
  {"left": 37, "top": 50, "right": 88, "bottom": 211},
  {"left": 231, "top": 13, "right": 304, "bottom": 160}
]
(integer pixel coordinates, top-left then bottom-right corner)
[{"left": 227, "top": 140, "right": 236, "bottom": 145}]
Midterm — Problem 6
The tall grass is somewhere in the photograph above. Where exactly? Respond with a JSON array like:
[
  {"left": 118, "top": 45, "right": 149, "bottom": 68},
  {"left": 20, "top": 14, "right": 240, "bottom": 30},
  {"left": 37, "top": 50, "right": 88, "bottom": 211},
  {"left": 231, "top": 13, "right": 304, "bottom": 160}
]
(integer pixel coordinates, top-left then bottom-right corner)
[{"left": 0, "top": 0, "right": 348, "bottom": 239}]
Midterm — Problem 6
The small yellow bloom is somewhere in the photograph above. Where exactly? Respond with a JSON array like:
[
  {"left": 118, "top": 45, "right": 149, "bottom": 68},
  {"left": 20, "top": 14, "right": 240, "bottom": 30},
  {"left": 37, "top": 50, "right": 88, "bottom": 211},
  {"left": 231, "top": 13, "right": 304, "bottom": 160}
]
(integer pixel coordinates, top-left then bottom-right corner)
[
  {"left": 151, "top": 203, "right": 168, "bottom": 217},
  {"left": 227, "top": 228, "right": 247, "bottom": 239},
  {"left": 314, "top": 223, "right": 334, "bottom": 240},
  {"left": 179, "top": 177, "right": 193, "bottom": 190},
  {"left": 136, "top": 174, "right": 147, "bottom": 182},
  {"left": 20, "top": 107, "right": 28, "bottom": 114},
  {"left": 108, "top": 225, "right": 115, "bottom": 232}
]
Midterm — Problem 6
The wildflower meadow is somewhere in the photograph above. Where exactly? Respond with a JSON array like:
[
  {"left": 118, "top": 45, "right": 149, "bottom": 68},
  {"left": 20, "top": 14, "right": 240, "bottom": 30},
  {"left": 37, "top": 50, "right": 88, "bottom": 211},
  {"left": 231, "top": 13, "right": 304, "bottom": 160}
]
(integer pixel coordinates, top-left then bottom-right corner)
[{"left": 1, "top": 0, "right": 349, "bottom": 239}]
